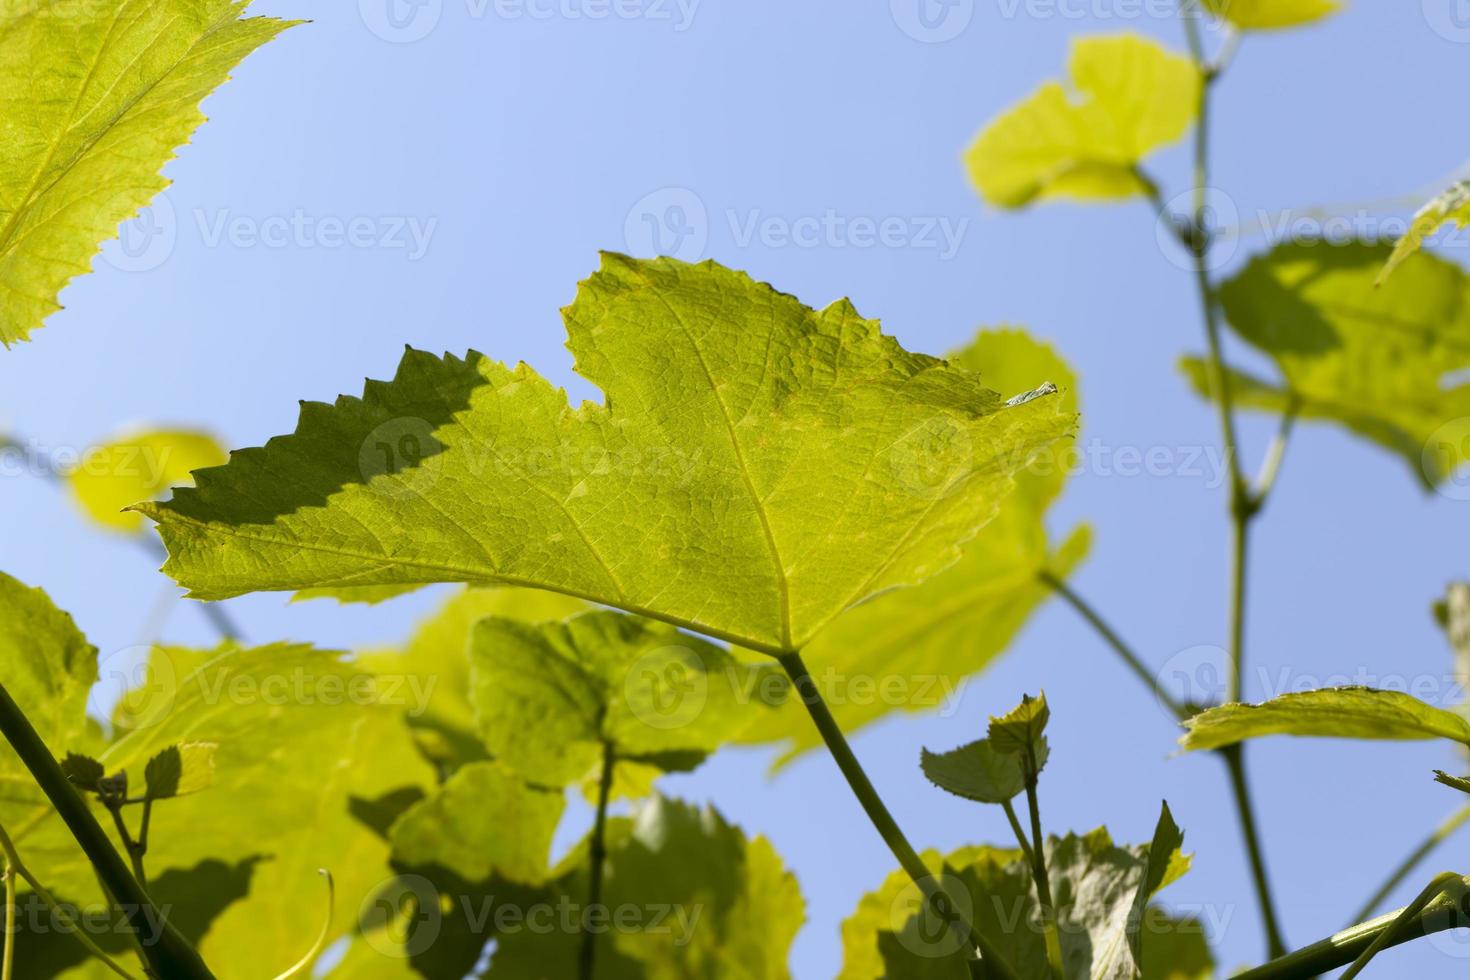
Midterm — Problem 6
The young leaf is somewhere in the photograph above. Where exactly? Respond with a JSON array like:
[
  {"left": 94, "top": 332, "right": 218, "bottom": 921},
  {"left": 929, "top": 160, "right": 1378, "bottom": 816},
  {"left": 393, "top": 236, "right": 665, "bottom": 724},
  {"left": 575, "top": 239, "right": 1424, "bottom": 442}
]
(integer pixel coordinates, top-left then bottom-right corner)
[
  {"left": 1201, "top": 0, "right": 1339, "bottom": 30},
  {"left": 143, "top": 742, "right": 219, "bottom": 800},
  {"left": 387, "top": 760, "right": 566, "bottom": 885},
  {"left": 68, "top": 429, "right": 227, "bottom": 534},
  {"left": 140, "top": 254, "right": 1073, "bottom": 655},
  {"left": 0, "top": 1, "right": 297, "bottom": 347},
  {"left": 59, "top": 752, "right": 105, "bottom": 793},
  {"left": 1180, "top": 240, "right": 1470, "bottom": 488},
  {"left": 1379, "top": 179, "right": 1470, "bottom": 283},
  {"left": 921, "top": 738, "right": 1039, "bottom": 804},
  {"left": 744, "top": 328, "right": 1091, "bottom": 765},
  {"left": 1126, "top": 802, "right": 1190, "bottom": 971},
  {"left": 1180, "top": 687, "right": 1470, "bottom": 752},
  {"left": 989, "top": 691, "right": 1051, "bottom": 759},
  {"left": 965, "top": 34, "right": 1199, "bottom": 208},
  {"left": 471, "top": 610, "right": 776, "bottom": 794}
]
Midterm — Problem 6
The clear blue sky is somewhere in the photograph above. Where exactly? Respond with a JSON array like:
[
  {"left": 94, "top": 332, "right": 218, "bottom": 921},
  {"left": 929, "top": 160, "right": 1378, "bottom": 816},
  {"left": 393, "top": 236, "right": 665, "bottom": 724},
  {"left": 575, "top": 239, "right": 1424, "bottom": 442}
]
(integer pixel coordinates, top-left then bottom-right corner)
[{"left": 3, "top": 1, "right": 1470, "bottom": 975}]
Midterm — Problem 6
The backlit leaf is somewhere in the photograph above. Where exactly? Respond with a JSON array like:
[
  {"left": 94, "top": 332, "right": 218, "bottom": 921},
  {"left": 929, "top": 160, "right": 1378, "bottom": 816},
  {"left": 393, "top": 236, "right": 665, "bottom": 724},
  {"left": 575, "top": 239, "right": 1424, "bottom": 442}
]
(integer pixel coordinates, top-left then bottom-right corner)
[
  {"left": 1381, "top": 180, "right": 1470, "bottom": 283},
  {"left": 0, "top": 0, "right": 295, "bottom": 346},
  {"left": 141, "top": 254, "right": 1073, "bottom": 655},
  {"left": 989, "top": 691, "right": 1050, "bottom": 760},
  {"left": 743, "top": 328, "right": 1089, "bottom": 763},
  {"left": 68, "top": 429, "right": 226, "bottom": 533},
  {"left": 471, "top": 610, "right": 776, "bottom": 794},
  {"left": 920, "top": 738, "right": 1029, "bottom": 804},
  {"left": 1181, "top": 241, "right": 1470, "bottom": 488},
  {"left": 1180, "top": 687, "right": 1470, "bottom": 751},
  {"left": 143, "top": 742, "right": 218, "bottom": 800},
  {"left": 965, "top": 34, "right": 1198, "bottom": 208},
  {"left": 1201, "top": 0, "right": 1339, "bottom": 30}
]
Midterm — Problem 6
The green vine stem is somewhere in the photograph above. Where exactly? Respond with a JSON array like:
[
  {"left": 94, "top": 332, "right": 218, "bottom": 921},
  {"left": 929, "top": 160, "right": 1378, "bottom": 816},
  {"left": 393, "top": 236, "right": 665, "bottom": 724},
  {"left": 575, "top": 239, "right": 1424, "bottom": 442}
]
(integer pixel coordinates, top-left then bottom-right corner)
[
  {"left": 578, "top": 740, "right": 616, "bottom": 980},
  {"left": 0, "top": 820, "right": 139, "bottom": 979},
  {"left": 1232, "top": 874, "right": 1470, "bottom": 980},
  {"left": 1352, "top": 804, "right": 1470, "bottom": 923},
  {"left": 0, "top": 682, "right": 212, "bottom": 980},
  {"left": 1020, "top": 748, "right": 1064, "bottom": 980},
  {"left": 2, "top": 861, "right": 14, "bottom": 980},
  {"left": 778, "top": 652, "right": 1016, "bottom": 980}
]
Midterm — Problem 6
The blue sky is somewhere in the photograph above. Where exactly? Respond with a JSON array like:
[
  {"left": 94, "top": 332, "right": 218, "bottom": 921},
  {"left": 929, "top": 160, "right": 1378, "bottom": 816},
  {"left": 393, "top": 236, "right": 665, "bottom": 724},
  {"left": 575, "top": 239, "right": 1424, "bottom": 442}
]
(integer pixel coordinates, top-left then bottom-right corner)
[{"left": 4, "top": 0, "right": 1470, "bottom": 975}]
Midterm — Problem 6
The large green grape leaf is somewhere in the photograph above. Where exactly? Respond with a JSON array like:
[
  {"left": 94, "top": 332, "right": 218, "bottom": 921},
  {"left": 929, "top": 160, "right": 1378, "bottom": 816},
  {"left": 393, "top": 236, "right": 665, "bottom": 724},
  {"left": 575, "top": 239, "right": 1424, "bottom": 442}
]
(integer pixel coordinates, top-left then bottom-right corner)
[
  {"left": 140, "top": 254, "right": 1073, "bottom": 655},
  {"left": 1379, "top": 180, "right": 1470, "bottom": 284},
  {"left": 1201, "top": 0, "right": 1339, "bottom": 30},
  {"left": 1180, "top": 687, "right": 1470, "bottom": 752},
  {"left": 1180, "top": 241, "right": 1470, "bottom": 489},
  {"left": 742, "top": 328, "right": 1089, "bottom": 763},
  {"left": 471, "top": 610, "right": 777, "bottom": 794},
  {"left": 357, "top": 585, "right": 588, "bottom": 773},
  {"left": 67, "top": 429, "right": 226, "bottom": 533},
  {"left": 965, "top": 34, "right": 1198, "bottom": 208},
  {"left": 486, "top": 795, "right": 804, "bottom": 980},
  {"left": 10, "top": 641, "right": 435, "bottom": 980},
  {"left": 844, "top": 816, "right": 1196, "bottom": 980},
  {"left": 0, "top": 0, "right": 296, "bottom": 347}
]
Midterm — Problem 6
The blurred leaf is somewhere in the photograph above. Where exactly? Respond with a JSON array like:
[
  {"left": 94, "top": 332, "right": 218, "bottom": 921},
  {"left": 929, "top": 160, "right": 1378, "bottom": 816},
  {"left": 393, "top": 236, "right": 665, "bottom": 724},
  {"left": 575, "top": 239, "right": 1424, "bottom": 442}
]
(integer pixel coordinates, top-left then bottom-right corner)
[
  {"left": 292, "top": 584, "right": 427, "bottom": 605},
  {"left": 1201, "top": 0, "right": 1339, "bottom": 29},
  {"left": 68, "top": 430, "right": 227, "bottom": 533},
  {"left": 965, "top": 34, "right": 1198, "bottom": 208},
  {"left": 487, "top": 795, "right": 804, "bottom": 980},
  {"left": 1182, "top": 240, "right": 1470, "bottom": 488},
  {"left": 0, "top": 0, "right": 295, "bottom": 346},
  {"left": 143, "top": 742, "right": 218, "bottom": 800},
  {"left": 141, "top": 254, "right": 1073, "bottom": 656},
  {"left": 387, "top": 760, "right": 564, "bottom": 885},
  {"left": 1181, "top": 687, "right": 1470, "bottom": 751},
  {"left": 1379, "top": 179, "right": 1470, "bottom": 283},
  {"left": 471, "top": 610, "right": 776, "bottom": 796},
  {"left": 1138, "top": 914, "right": 1214, "bottom": 980},
  {"left": 744, "top": 328, "right": 1088, "bottom": 765},
  {"left": 357, "top": 586, "right": 589, "bottom": 774}
]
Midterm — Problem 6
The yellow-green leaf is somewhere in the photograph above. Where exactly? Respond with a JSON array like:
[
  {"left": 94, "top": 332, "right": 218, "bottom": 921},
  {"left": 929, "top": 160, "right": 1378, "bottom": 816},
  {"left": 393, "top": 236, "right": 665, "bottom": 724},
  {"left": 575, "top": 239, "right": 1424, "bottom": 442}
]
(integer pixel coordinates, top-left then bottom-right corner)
[
  {"left": 1379, "top": 180, "right": 1470, "bottom": 284},
  {"left": 0, "top": 0, "right": 296, "bottom": 346},
  {"left": 965, "top": 34, "right": 1198, "bottom": 208},
  {"left": 744, "top": 328, "right": 1089, "bottom": 763},
  {"left": 1181, "top": 687, "right": 1470, "bottom": 752},
  {"left": 141, "top": 254, "right": 1074, "bottom": 656},
  {"left": 1202, "top": 0, "right": 1340, "bottom": 30},
  {"left": 68, "top": 429, "right": 227, "bottom": 533},
  {"left": 1181, "top": 240, "right": 1470, "bottom": 489}
]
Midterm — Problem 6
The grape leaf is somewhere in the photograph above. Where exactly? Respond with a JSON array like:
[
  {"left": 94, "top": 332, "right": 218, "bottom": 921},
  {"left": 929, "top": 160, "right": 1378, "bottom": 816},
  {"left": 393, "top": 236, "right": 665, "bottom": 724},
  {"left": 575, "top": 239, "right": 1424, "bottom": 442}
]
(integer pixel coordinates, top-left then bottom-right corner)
[
  {"left": 1201, "top": 0, "right": 1339, "bottom": 30},
  {"left": 965, "top": 34, "right": 1198, "bottom": 208},
  {"left": 470, "top": 610, "right": 777, "bottom": 794},
  {"left": 1180, "top": 240, "right": 1470, "bottom": 489},
  {"left": 68, "top": 429, "right": 226, "bottom": 533},
  {"left": 988, "top": 690, "right": 1050, "bottom": 759},
  {"left": 386, "top": 760, "right": 565, "bottom": 885},
  {"left": 1434, "top": 770, "right": 1470, "bottom": 795},
  {"left": 920, "top": 738, "right": 1031, "bottom": 804},
  {"left": 140, "top": 254, "right": 1073, "bottom": 656},
  {"left": 486, "top": 795, "right": 804, "bottom": 980},
  {"left": 742, "top": 328, "right": 1090, "bottom": 763},
  {"left": 861, "top": 824, "right": 1193, "bottom": 980},
  {"left": 291, "top": 583, "right": 427, "bottom": 604},
  {"left": 143, "top": 742, "right": 218, "bottom": 800},
  {"left": 1380, "top": 180, "right": 1470, "bottom": 284},
  {"left": 1180, "top": 687, "right": 1470, "bottom": 752},
  {"left": 10, "top": 640, "right": 436, "bottom": 979},
  {"left": 0, "top": 0, "right": 296, "bottom": 346},
  {"left": 357, "top": 585, "right": 588, "bottom": 773}
]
